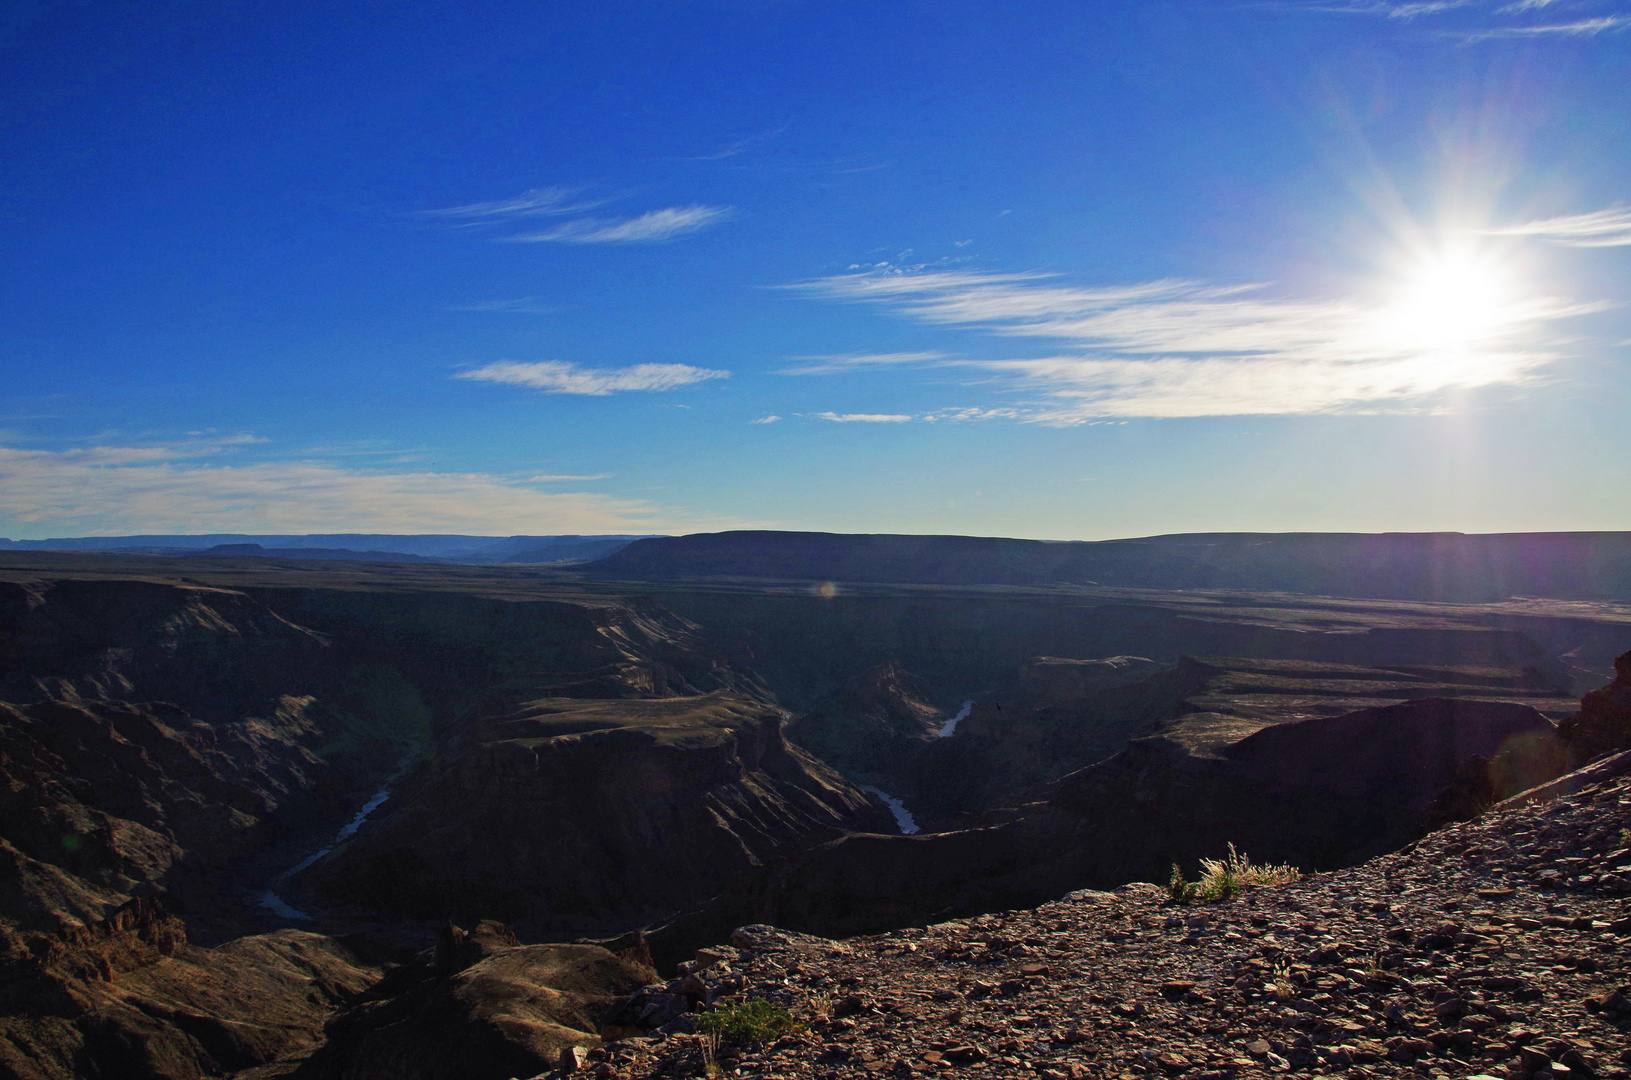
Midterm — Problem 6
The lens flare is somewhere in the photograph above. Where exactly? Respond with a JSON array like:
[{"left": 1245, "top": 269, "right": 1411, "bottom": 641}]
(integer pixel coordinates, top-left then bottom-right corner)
[{"left": 1375, "top": 246, "right": 1517, "bottom": 356}]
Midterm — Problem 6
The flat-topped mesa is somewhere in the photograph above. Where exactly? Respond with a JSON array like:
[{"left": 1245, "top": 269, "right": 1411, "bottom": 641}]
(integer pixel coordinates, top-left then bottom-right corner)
[{"left": 300, "top": 693, "right": 894, "bottom": 931}]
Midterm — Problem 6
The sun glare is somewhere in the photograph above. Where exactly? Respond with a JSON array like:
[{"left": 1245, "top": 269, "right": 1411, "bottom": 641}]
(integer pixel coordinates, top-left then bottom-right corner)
[{"left": 1376, "top": 246, "right": 1517, "bottom": 356}]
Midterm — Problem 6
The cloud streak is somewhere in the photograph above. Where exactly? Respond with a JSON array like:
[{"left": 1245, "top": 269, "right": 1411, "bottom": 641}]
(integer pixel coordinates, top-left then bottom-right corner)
[
  {"left": 813, "top": 412, "right": 913, "bottom": 423},
  {"left": 458, "top": 360, "right": 729, "bottom": 395},
  {"left": 792, "top": 268, "right": 1598, "bottom": 421},
  {"left": 508, "top": 205, "right": 732, "bottom": 244},
  {"left": 0, "top": 442, "right": 737, "bottom": 535},
  {"left": 419, "top": 186, "right": 605, "bottom": 222},
  {"left": 1486, "top": 205, "right": 1631, "bottom": 246},
  {"left": 1299, "top": 0, "right": 1631, "bottom": 39},
  {"left": 777, "top": 351, "right": 947, "bottom": 375}
]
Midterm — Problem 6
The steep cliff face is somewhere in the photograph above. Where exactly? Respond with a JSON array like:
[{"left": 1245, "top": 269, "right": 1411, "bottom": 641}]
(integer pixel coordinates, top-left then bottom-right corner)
[
  {"left": 904, "top": 656, "right": 1171, "bottom": 823},
  {"left": 0, "top": 696, "right": 340, "bottom": 934},
  {"left": 1049, "top": 696, "right": 1563, "bottom": 881},
  {"left": 785, "top": 661, "right": 944, "bottom": 777},
  {"left": 0, "top": 579, "right": 329, "bottom": 719},
  {"left": 302, "top": 694, "right": 893, "bottom": 933}
]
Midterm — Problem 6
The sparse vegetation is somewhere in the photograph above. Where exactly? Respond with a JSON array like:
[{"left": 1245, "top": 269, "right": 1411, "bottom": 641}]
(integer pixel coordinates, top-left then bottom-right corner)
[
  {"left": 695, "top": 999, "right": 801, "bottom": 1048},
  {"left": 1168, "top": 844, "right": 1300, "bottom": 903}
]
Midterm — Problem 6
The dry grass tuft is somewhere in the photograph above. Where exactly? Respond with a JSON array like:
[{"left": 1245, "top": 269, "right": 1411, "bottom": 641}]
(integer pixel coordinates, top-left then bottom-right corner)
[{"left": 1168, "top": 843, "right": 1300, "bottom": 903}]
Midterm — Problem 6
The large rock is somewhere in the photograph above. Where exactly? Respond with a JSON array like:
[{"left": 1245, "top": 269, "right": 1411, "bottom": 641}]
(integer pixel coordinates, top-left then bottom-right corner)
[
  {"left": 303, "top": 923, "right": 655, "bottom": 1080},
  {"left": 0, "top": 898, "right": 387, "bottom": 1080}
]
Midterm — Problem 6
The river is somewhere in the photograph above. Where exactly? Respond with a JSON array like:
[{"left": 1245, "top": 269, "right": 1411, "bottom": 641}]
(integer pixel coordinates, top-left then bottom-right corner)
[
  {"left": 862, "top": 699, "right": 976, "bottom": 836},
  {"left": 259, "top": 755, "right": 417, "bottom": 921}
]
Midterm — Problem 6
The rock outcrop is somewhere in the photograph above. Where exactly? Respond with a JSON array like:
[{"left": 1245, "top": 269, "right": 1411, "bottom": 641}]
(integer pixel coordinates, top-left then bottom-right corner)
[
  {"left": 0, "top": 897, "right": 388, "bottom": 1080},
  {"left": 299, "top": 920, "right": 656, "bottom": 1080},
  {"left": 1558, "top": 648, "right": 1631, "bottom": 763}
]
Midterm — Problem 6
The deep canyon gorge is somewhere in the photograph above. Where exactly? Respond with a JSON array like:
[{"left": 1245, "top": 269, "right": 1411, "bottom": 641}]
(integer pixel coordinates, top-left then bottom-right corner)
[{"left": 2, "top": 533, "right": 1630, "bottom": 1080}]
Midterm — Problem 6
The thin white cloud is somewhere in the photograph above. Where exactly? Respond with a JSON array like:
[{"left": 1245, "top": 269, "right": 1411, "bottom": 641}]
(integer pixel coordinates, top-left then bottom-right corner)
[
  {"left": 1297, "top": 0, "right": 1630, "bottom": 38},
  {"left": 813, "top": 412, "right": 913, "bottom": 423},
  {"left": 1485, "top": 205, "right": 1631, "bottom": 246},
  {"left": 792, "top": 268, "right": 1600, "bottom": 421},
  {"left": 525, "top": 473, "right": 612, "bottom": 482},
  {"left": 1462, "top": 14, "right": 1631, "bottom": 36},
  {"left": 419, "top": 186, "right": 606, "bottom": 222},
  {"left": 0, "top": 442, "right": 743, "bottom": 535},
  {"left": 458, "top": 361, "right": 729, "bottom": 396},
  {"left": 920, "top": 407, "right": 1023, "bottom": 422},
  {"left": 509, "top": 205, "right": 732, "bottom": 244},
  {"left": 750, "top": 415, "right": 782, "bottom": 424},
  {"left": 776, "top": 351, "right": 946, "bottom": 375}
]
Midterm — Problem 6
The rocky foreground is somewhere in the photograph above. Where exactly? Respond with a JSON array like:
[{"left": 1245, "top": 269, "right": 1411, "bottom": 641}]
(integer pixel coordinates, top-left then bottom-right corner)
[{"left": 590, "top": 750, "right": 1631, "bottom": 1080}]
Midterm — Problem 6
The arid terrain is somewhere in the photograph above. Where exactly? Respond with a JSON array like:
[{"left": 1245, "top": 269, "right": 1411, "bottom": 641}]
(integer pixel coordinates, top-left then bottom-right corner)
[{"left": 1, "top": 533, "right": 1629, "bottom": 1080}]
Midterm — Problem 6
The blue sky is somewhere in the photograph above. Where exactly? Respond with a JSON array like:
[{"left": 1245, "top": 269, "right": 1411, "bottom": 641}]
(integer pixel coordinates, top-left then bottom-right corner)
[{"left": 3, "top": 0, "right": 1629, "bottom": 539}]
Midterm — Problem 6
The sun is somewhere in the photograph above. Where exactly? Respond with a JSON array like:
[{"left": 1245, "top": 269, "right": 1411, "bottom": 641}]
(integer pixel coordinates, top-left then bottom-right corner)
[{"left": 1375, "top": 246, "right": 1516, "bottom": 355}]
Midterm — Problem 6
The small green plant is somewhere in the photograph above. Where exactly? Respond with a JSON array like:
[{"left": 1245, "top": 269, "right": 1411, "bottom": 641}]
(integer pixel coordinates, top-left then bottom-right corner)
[
  {"left": 1169, "top": 844, "right": 1300, "bottom": 904},
  {"left": 1169, "top": 863, "right": 1196, "bottom": 902},
  {"left": 695, "top": 999, "right": 801, "bottom": 1048},
  {"left": 1620, "top": 826, "right": 1630, "bottom": 848}
]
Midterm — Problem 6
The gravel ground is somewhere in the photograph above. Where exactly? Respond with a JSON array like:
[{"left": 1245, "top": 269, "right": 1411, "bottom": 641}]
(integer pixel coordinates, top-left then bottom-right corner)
[{"left": 569, "top": 754, "right": 1631, "bottom": 1080}]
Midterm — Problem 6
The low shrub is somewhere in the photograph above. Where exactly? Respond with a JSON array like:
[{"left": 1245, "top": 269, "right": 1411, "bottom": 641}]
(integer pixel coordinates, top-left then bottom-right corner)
[{"left": 695, "top": 998, "right": 801, "bottom": 1047}]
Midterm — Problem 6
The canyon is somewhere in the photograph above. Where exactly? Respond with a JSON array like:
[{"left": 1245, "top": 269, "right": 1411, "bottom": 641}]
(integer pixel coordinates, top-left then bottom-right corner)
[{"left": 0, "top": 533, "right": 1629, "bottom": 1079}]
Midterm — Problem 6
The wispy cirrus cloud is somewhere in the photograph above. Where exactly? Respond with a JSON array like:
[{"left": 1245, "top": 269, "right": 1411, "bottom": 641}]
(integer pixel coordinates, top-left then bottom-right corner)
[
  {"left": 791, "top": 267, "right": 1599, "bottom": 422},
  {"left": 813, "top": 412, "right": 914, "bottom": 423},
  {"left": 1298, "top": 0, "right": 1630, "bottom": 39},
  {"left": 420, "top": 186, "right": 732, "bottom": 245},
  {"left": 458, "top": 360, "right": 729, "bottom": 395},
  {"left": 1485, "top": 205, "right": 1631, "bottom": 246},
  {"left": 750, "top": 415, "right": 782, "bottom": 424},
  {"left": 1462, "top": 14, "right": 1631, "bottom": 37},
  {"left": 0, "top": 441, "right": 740, "bottom": 535},
  {"left": 776, "top": 351, "right": 947, "bottom": 375},
  {"left": 419, "top": 186, "right": 606, "bottom": 222},
  {"left": 508, "top": 205, "right": 733, "bottom": 244},
  {"left": 804, "top": 407, "right": 1027, "bottom": 424}
]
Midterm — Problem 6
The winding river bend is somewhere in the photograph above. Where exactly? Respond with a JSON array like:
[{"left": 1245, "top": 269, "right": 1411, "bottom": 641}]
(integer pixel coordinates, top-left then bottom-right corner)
[
  {"left": 259, "top": 755, "right": 417, "bottom": 921},
  {"left": 864, "top": 699, "right": 975, "bottom": 836},
  {"left": 938, "top": 699, "right": 974, "bottom": 737}
]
